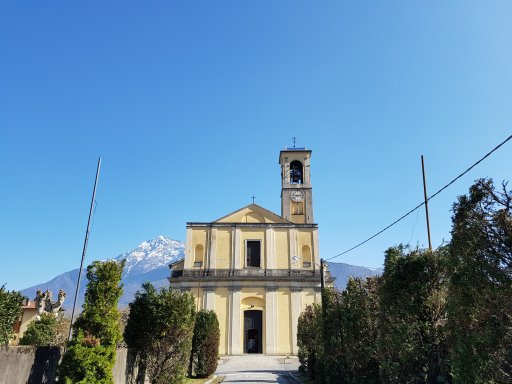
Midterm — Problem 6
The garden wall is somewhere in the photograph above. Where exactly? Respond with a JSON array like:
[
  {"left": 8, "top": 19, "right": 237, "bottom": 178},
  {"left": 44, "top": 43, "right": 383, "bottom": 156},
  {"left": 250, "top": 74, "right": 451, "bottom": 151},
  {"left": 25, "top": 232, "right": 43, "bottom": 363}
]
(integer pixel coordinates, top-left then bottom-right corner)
[{"left": 0, "top": 346, "right": 144, "bottom": 384}]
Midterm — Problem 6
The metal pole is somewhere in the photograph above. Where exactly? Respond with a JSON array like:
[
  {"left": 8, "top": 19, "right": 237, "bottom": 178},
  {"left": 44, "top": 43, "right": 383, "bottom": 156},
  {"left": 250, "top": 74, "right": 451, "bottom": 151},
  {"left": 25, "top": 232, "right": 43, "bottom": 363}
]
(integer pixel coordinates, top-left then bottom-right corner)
[
  {"left": 68, "top": 157, "right": 101, "bottom": 342},
  {"left": 421, "top": 155, "right": 432, "bottom": 251},
  {"left": 320, "top": 258, "right": 325, "bottom": 291}
]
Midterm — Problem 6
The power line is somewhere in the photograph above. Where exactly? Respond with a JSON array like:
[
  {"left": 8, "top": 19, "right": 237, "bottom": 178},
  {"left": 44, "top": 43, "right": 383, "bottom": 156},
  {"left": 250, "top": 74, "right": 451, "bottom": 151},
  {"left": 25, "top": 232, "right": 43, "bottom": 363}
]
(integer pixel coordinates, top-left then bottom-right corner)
[{"left": 326, "top": 133, "right": 512, "bottom": 262}]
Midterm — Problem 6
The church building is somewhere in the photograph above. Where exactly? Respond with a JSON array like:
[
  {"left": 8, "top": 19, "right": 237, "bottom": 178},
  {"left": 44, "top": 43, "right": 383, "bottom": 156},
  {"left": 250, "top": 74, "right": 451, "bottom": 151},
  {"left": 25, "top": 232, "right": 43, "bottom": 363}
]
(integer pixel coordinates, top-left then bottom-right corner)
[{"left": 169, "top": 146, "right": 330, "bottom": 355}]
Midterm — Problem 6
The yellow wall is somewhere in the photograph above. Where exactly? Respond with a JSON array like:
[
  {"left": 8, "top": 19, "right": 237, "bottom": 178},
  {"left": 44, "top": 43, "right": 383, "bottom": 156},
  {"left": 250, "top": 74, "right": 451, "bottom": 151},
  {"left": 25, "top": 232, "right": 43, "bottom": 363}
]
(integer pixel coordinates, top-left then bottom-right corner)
[
  {"left": 215, "top": 288, "right": 229, "bottom": 355},
  {"left": 240, "top": 229, "right": 266, "bottom": 269},
  {"left": 303, "top": 289, "right": 316, "bottom": 308},
  {"left": 276, "top": 288, "right": 292, "bottom": 354},
  {"left": 216, "top": 229, "right": 232, "bottom": 269},
  {"left": 274, "top": 229, "right": 290, "bottom": 269},
  {"left": 191, "top": 229, "right": 208, "bottom": 268}
]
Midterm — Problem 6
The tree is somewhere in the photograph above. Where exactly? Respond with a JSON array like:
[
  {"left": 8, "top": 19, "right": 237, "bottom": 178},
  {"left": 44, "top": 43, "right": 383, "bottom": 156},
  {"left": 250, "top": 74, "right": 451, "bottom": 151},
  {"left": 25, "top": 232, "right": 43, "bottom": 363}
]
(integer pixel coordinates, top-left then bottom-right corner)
[
  {"left": 297, "top": 303, "right": 322, "bottom": 379},
  {"left": 447, "top": 179, "right": 512, "bottom": 383},
  {"left": 19, "top": 313, "right": 57, "bottom": 346},
  {"left": 0, "top": 285, "right": 24, "bottom": 345},
  {"left": 317, "top": 287, "right": 345, "bottom": 384},
  {"left": 59, "top": 259, "right": 125, "bottom": 384},
  {"left": 339, "top": 276, "right": 380, "bottom": 384},
  {"left": 377, "top": 246, "right": 449, "bottom": 384},
  {"left": 190, "top": 309, "right": 220, "bottom": 378},
  {"left": 124, "top": 283, "right": 196, "bottom": 384}
]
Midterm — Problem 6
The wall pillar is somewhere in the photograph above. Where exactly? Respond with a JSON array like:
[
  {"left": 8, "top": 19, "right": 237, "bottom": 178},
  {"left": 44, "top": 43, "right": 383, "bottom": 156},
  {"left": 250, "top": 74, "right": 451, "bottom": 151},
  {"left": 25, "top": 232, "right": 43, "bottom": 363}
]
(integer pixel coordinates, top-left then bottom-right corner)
[
  {"left": 265, "top": 286, "right": 278, "bottom": 354},
  {"left": 234, "top": 227, "right": 242, "bottom": 269},
  {"left": 265, "top": 227, "right": 275, "bottom": 269},
  {"left": 290, "top": 287, "right": 303, "bottom": 355},
  {"left": 203, "top": 286, "right": 215, "bottom": 310},
  {"left": 185, "top": 228, "right": 193, "bottom": 269},
  {"left": 209, "top": 228, "right": 217, "bottom": 269},
  {"left": 289, "top": 228, "right": 298, "bottom": 269},
  {"left": 228, "top": 286, "right": 242, "bottom": 355}
]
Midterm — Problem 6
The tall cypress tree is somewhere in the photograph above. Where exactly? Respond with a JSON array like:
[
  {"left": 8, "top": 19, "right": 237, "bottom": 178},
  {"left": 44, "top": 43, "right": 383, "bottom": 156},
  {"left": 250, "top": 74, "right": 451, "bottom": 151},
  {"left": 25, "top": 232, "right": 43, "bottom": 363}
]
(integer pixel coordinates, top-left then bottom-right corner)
[{"left": 59, "top": 259, "right": 125, "bottom": 384}]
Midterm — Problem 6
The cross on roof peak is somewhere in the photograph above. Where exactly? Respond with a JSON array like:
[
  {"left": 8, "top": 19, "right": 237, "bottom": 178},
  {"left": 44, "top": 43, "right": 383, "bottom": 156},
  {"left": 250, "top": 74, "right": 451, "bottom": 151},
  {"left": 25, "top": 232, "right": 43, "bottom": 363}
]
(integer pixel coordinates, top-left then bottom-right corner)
[{"left": 251, "top": 195, "right": 256, "bottom": 204}]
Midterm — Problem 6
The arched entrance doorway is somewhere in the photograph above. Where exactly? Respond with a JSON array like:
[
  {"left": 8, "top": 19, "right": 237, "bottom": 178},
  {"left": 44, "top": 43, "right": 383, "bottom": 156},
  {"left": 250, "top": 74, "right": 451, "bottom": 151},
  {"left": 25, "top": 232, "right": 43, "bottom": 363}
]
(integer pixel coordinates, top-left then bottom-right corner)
[{"left": 244, "top": 310, "right": 262, "bottom": 353}]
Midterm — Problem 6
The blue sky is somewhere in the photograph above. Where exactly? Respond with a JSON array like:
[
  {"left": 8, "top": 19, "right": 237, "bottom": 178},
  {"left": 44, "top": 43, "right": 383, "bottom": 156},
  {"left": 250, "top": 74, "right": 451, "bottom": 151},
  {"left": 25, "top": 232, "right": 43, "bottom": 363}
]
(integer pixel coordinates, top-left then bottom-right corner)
[{"left": 1, "top": 1, "right": 511, "bottom": 291}]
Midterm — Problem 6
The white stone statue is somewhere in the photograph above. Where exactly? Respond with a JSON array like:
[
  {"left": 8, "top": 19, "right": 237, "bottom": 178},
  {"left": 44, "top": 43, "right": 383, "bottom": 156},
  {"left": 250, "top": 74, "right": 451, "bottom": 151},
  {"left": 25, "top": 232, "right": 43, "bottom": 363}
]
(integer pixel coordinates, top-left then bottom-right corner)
[{"left": 34, "top": 289, "right": 66, "bottom": 320}]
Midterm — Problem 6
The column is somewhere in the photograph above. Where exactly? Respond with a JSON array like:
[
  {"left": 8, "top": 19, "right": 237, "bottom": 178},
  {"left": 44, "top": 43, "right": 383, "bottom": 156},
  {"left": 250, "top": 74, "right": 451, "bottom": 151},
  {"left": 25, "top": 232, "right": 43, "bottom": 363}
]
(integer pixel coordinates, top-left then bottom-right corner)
[
  {"left": 312, "top": 229, "right": 320, "bottom": 267},
  {"left": 314, "top": 287, "right": 322, "bottom": 304},
  {"left": 289, "top": 228, "right": 298, "bottom": 269},
  {"left": 265, "top": 227, "right": 275, "bottom": 270},
  {"left": 265, "top": 286, "right": 278, "bottom": 354},
  {"left": 228, "top": 286, "right": 242, "bottom": 355},
  {"left": 185, "top": 228, "right": 193, "bottom": 269},
  {"left": 203, "top": 286, "right": 216, "bottom": 310},
  {"left": 234, "top": 227, "right": 242, "bottom": 269},
  {"left": 290, "top": 287, "right": 303, "bottom": 354},
  {"left": 209, "top": 228, "right": 217, "bottom": 269}
]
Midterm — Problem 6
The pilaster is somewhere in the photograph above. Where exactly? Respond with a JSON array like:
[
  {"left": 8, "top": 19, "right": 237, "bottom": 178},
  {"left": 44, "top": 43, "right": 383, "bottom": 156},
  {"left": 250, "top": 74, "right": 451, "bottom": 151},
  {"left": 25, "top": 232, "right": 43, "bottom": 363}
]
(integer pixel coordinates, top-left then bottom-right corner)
[
  {"left": 203, "top": 286, "right": 216, "bottom": 310},
  {"left": 289, "top": 228, "right": 298, "bottom": 269},
  {"left": 265, "top": 286, "right": 278, "bottom": 354},
  {"left": 265, "top": 227, "right": 275, "bottom": 269},
  {"left": 290, "top": 287, "right": 303, "bottom": 354},
  {"left": 234, "top": 227, "right": 242, "bottom": 269},
  {"left": 228, "top": 286, "right": 242, "bottom": 355},
  {"left": 209, "top": 228, "right": 217, "bottom": 269},
  {"left": 185, "top": 228, "right": 192, "bottom": 269}
]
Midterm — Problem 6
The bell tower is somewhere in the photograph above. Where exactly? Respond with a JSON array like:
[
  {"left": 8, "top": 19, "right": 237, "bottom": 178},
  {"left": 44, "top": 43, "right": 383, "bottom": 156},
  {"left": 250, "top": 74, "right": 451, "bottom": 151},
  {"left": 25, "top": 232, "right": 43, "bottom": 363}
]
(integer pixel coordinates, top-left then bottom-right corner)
[{"left": 279, "top": 146, "right": 314, "bottom": 224}]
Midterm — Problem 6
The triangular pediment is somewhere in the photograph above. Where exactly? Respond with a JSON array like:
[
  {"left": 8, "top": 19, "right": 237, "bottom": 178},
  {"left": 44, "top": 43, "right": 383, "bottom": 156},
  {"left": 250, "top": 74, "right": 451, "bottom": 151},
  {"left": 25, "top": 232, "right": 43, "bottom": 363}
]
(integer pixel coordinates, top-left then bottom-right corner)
[{"left": 214, "top": 204, "right": 291, "bottom": 224}]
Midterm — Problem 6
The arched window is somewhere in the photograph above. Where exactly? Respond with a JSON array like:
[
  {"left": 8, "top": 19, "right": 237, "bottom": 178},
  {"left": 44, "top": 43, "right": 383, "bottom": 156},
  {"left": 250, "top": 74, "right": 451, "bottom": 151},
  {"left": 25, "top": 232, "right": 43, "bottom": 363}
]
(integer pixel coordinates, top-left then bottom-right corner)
[
  {"left": 290, "top": 161, "right": 303, "bottom": 184},
  {"left": 302, "top": 245, "right": 312, "bottom": 268},
  {"left": 194, "top": 244, "right": 204, "bottom": 267}
]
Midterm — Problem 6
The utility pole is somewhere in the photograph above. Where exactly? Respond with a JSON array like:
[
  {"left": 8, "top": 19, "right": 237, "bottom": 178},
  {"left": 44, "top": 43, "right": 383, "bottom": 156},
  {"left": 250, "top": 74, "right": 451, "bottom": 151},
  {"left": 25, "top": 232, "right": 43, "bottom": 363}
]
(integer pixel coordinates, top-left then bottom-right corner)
[
  {"left": 421, "top": 155, "right": 433, "bottom": 251},
  {"left": 68, "top": 157, "right": 101, "bottom": 342},
  {"left": 320, "top": 258, "right": 325, "bottom": 307}
]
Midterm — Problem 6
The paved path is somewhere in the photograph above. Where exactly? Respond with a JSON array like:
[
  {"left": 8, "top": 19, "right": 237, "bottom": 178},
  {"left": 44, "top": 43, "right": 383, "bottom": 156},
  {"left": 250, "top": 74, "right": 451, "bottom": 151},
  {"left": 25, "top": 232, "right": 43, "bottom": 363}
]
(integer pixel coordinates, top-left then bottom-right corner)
[{"left": 215, "top": 355, "right": 300, "bottom": 384}]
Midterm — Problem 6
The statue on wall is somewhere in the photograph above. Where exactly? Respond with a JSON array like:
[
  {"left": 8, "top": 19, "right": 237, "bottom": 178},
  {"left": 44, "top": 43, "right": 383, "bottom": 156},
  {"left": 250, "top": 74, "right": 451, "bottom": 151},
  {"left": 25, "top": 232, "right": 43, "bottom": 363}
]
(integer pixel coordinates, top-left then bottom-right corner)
[{"left": 34, "top": 289, "right": 66, "bottom": 320}]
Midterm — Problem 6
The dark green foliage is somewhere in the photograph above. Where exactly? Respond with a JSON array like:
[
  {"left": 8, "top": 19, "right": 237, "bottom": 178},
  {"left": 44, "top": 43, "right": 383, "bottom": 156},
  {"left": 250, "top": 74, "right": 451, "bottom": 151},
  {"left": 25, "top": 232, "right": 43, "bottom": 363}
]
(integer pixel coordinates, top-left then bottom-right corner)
[
  {"left": 317, "top": 287, "right": 344, "bottom": 384},
  {"left": 377, "top": 246, "right": 449, "bottom": 384},
  {"left": 190, "top": 309, "right": 220, "bottom": 378},
  {"left": 19, "top": 313, "right": 57, "bottom": 346},
  {"left": 124, "top": 283, "right": 196, "bottom": 384},
  {"left": 297, "top": 303, "right": 322, "bottom": 379},
  {"left": 339, "top": 277, "right": 380, "bottom": 384},
  {"left": 59, "top": 259, "right": 125, "bottom": 384},
  {"left": 0, "top": 285, "right": 24, "bottom": 345},
  {"left": 447, "top": 179, "right": 512, "bottom": 383}
]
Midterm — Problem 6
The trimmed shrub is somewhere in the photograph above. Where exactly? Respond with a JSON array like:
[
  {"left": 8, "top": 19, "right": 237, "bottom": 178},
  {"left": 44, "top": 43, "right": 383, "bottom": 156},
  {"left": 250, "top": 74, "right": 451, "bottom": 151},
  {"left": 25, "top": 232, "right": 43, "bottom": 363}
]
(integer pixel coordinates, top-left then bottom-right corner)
[
  {"left": 19, "top": 313, "right": 57, "bottom": 346},
  {"left": 190, "top": 309, "right": 220, "bottom": 378}
]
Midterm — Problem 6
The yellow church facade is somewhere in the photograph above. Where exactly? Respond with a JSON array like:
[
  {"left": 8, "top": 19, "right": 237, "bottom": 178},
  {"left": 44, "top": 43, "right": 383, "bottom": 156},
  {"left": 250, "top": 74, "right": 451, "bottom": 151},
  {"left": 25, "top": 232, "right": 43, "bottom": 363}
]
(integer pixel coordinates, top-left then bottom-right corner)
[{"left": 169, "top": 147, "right": 329, "bottom": 355}]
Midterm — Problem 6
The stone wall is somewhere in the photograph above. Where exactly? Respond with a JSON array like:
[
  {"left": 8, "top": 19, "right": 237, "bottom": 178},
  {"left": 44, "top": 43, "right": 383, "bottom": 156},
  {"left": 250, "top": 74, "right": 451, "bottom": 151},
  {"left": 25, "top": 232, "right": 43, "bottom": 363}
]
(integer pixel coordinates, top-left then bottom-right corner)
[{"left": 0, "top": 346, "right": 143, "bottom": 384}]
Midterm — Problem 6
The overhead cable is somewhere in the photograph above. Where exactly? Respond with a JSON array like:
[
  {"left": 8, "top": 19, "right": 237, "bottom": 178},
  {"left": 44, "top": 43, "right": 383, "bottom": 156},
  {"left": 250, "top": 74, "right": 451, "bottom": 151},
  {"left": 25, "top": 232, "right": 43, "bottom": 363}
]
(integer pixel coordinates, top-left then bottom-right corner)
[{"left": 326, "top": 133, "right": 512, "bottom": 261}]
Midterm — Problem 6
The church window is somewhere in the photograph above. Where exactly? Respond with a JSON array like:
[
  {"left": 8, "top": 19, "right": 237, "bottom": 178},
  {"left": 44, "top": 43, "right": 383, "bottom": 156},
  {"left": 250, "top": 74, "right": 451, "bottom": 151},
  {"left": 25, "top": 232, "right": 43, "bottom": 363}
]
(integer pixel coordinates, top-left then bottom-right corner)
[
  {"left": 194, "top": 244, "right": 204, "bottom": 267},
  {"left": 290, "top": 161, "right": 303, "bottom": 184},
  {"left": 291, "top": 202, "right": 304, "bottom": 215},
  {"left": 246, "top": 240, "right": 261, "bottom": 268},
  {"left": 302, "top": 245, "right": 312, "bottom": 268}
]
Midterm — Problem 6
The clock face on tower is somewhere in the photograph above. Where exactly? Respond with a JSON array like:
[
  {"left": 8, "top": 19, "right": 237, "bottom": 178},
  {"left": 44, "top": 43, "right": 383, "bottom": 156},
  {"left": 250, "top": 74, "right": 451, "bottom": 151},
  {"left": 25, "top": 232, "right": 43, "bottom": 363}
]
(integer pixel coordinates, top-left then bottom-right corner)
[{"left": 291, "top": 190, "right": 304, "bottom": 202}]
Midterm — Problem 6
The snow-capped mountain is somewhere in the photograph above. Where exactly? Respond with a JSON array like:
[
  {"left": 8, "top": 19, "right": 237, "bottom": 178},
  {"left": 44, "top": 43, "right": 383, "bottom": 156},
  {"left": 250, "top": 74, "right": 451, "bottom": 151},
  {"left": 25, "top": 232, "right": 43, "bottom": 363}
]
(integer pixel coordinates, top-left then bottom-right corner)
[
  {"left": 21, "top": 236, "right": 185, "bottom": 310},
  {"left": 116, "top": 236, "right": 185, "bottom": 276}
]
